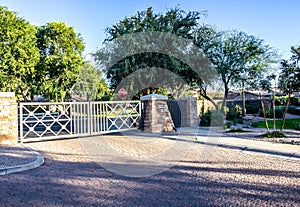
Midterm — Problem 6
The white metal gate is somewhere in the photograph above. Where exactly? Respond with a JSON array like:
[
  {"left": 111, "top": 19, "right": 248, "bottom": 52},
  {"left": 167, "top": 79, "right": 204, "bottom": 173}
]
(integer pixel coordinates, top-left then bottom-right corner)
[{"left": 19, "top": 101, "right": 141, "bottom": 143}]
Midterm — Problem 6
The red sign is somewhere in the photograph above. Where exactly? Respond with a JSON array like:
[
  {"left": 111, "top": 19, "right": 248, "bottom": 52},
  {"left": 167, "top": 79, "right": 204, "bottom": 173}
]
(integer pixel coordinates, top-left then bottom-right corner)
[{"left": 118, "top": 88, "right": 128, "bottom": 99}]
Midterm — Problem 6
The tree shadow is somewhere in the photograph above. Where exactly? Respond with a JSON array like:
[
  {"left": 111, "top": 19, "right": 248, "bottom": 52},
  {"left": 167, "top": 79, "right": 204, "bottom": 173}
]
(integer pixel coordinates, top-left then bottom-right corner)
[{"left": 0, "top": 155, "right": 299, "bottom": 206}]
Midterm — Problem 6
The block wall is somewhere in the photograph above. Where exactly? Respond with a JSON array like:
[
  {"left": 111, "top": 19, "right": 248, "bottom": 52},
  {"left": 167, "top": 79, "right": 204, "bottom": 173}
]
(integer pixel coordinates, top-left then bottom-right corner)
[{"left": 0, "top": 92, "right": 18, "bottom": 144}]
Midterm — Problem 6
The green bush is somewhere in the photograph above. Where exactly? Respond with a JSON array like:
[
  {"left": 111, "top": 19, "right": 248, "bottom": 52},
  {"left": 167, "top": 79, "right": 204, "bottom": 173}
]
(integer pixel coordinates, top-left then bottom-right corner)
[
  {"left": 224, "top": 121, "right": 234, "bottom": 129},
  {"left": 226, "top": 110, "right": 238, "bottom": 120},
  {"left": 293, "top": 122, "right": 300, "bottom": 130},
  {"left": 226, "top": 105, "right": 242, "bottom": 121},
  {"left": 200, "top": 110, "right": 224, "bottom": 127},
  {"left": 262, "top": 131, "right": 286, "bottom": 138},
  {"left": 228, "top": 128, "right": 248, "bottom": 133}
]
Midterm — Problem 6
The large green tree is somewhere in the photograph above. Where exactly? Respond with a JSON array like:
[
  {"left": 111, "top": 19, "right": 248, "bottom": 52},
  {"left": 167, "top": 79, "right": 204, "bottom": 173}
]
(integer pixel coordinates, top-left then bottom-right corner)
[
  {"left": 95, "top": 7, "right": 209, "bottom": 98},
  {"left": 278, "top": 45, "right": 300, "bottom": 130},
  {"left": 36, "top": 22, "right": 84, "bottom": 102},
  {"left": 0, "top": 6, "right": 40, "bottom": 100},
  {"left": 194, "top": 27, "right": 276, "bottom": 111},
  {"left": 72, "top": 62, "right": 109, "bottom": 100}
]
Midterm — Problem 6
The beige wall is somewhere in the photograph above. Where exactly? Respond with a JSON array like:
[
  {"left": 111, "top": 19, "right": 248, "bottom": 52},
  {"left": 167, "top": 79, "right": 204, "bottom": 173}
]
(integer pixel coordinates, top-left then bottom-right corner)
[{"left": 0, "top": 92, "right": 18, "bottom": 144}]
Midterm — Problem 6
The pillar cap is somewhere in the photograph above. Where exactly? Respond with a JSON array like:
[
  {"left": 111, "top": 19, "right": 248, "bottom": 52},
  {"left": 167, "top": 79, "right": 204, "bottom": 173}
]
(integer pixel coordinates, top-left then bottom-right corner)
[
  {"left": 0, "top": 92, "right": 15, "bottom": 97},
  {"left": 140, "top": 94, "right": 168, "bottom": 101}
]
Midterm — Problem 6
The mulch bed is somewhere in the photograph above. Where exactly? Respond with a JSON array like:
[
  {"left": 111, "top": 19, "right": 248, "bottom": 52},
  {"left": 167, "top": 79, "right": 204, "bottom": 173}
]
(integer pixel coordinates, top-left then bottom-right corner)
[{"left": 226, "top": 130, "right": 300, "bottom": 145}]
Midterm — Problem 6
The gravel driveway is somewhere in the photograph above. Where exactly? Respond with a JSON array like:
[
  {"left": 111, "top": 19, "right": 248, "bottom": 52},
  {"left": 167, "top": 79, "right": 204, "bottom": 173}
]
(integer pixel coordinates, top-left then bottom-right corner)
[{"left": 0, "top": 133, "right": 299, "bottom": 207}]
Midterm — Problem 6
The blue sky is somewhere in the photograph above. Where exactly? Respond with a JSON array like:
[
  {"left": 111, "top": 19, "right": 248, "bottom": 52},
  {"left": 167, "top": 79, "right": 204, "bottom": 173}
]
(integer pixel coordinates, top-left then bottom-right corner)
[{"left": 1, "top": 0, "right": 300, "bottom": 59}]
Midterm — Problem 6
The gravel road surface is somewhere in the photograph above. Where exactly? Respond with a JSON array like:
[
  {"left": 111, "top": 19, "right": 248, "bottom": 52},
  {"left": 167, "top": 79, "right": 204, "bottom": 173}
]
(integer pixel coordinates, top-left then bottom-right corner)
[{"left": 0, "top": 134, "right": 299, "bottom": 207}]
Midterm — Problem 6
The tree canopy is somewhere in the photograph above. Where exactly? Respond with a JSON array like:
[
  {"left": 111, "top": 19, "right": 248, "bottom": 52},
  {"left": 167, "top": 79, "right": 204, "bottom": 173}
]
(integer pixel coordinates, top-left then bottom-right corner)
[
  {"left": 96, "top": 7, "right": 276, "bottom": 106},
  {"left": 0, "top": 6, "right": 87, "bottom": 101},
  {"left": 72, "top": 62, "right": 108, "bottom": 101},
  {"left": 194, "top": 26, "right": 277, "bottom": 110},
  {"left": 279, "top": 45, "right": 300, "bottom": 93},
  {"left": 35, "top": 22, "right": 85, "bottom": 102},
  {"left": 0, "top": 7, "right": 40, "bottom": 100},
  {"left": 95, "top": 7, "right": 212, "bottom": 99}
]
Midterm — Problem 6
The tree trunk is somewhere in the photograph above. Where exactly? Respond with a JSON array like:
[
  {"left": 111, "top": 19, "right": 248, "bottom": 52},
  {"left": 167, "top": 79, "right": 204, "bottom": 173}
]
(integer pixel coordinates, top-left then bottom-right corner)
[
  {"left": 260, "top": 92, "right": 269, "bottom": 132},
  {"left": 272, "top": 91, "right": 276, "bottom": 131},
  {"left": 221, "top": 86, "right": 229, "bottom": 113},
  {"left": 281, "top": 88, "right": 292, "bottom": 131},
  {"left": 242, "top": 81, "right": 246, "bottom": 117}
]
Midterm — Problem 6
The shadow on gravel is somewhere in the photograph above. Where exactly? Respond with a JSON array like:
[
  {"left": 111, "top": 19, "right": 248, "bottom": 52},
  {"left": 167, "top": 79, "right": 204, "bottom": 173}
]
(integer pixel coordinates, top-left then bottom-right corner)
[
  {"left": 0, "top": 157, "right": 299, "bottom": 206},
  {"left": 0, "top": 145, "right": 37, "bottom": 168}
]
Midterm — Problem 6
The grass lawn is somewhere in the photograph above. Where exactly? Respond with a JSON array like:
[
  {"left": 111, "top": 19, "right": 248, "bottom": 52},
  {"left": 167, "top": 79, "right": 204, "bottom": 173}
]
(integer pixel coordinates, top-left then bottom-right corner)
[{"left": 252, "top": 118, "right": 300, "bottom": 130}]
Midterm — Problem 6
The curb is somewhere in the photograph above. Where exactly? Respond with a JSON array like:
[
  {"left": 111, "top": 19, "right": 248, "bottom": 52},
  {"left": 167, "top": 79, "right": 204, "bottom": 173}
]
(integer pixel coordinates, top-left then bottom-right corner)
[
  {"left": 123, "top": 130, "right": 300, "bottom": 160},
  {"left": 194, "top": 139, "right": 300, "bottom": 160},
  {"left": 158, "top": 134, "right": 300, "bottom": 161},
  {"left": 0, "top": 145, "right": 44, "bottom": 175}
]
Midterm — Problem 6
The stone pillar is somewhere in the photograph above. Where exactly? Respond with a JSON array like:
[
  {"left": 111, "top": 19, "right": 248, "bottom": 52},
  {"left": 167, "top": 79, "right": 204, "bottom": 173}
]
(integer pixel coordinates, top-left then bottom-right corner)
[
  {"left": 141, "top": 94, "right": 175, "bottom": 133},
  {"left": 0, "top": 92, "right": 18, "bottom": 144},
  {"left": 177, "top": 96, "right": 198, "bottom": 127}
]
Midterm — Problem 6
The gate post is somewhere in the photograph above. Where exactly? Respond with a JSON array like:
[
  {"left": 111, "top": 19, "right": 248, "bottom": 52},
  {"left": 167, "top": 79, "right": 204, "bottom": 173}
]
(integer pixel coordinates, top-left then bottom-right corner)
[
  {"left": 140, "top": 94, "right": 175, "bottom": 133},
  {"left": 176, "top": 96, "right": 198, "bottom": 127},
  {"left": 0, "top": 92, "right": 18, "bottom": 144}
]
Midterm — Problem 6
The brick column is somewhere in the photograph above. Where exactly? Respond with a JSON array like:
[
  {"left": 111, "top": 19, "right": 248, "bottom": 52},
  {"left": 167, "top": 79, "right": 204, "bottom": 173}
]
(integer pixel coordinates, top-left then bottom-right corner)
[
  {"left": 0, "top": 92, "right": 18, "bottom": 144},
  {"left": 176, "top": 96, "right": 198, "bottom": 127},
  {"left": 141, "top": 94, "right": 175, "bottom": 133}
]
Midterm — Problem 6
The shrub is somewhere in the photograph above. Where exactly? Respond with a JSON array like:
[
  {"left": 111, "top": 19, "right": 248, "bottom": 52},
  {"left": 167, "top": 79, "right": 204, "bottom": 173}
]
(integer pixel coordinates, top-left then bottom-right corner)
[
  {"left": 226, "top": 110, "right": 238, "bottom": 120},
  {"left": 228, "top": 128, "right": 245, "bottom": 133},
  {"left": 251, "top": 122, "right": 259, "bottom": 128},
  {"left": 262, "top": 131, "right": 286, "bottom": 138},
  {"left": 226, "top": 105, "right": 242, "bottom": 121},
  {"left": 233, "top": 118, "right": 243, "bottom": 124},
  {"left": 224, "top": 121, "right": 234, "bottom": 129},
  {"left": 200, "top": 110, "right": 224, "bottom": 127},
  {"left": 293, "top": 122, "right": 300, "bottom": 130},
  {"left": 235, "top": 105, "right": 243, "bottom": 115}
]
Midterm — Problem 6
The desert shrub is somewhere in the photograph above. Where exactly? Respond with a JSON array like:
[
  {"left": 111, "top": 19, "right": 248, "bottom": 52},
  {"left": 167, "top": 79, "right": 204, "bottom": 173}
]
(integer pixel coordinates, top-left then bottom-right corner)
[
  {"left": 228, "top": 128, "right": 249, "bottom": 133},
  {"left": 224, "top": 121, "right": 234, "bottom": 129},
  {"left": 262, "top": 131, "right": 286, "bottom": 138},
  {"left": 200, "top": 110, "right": 224, "bottom": 127}
]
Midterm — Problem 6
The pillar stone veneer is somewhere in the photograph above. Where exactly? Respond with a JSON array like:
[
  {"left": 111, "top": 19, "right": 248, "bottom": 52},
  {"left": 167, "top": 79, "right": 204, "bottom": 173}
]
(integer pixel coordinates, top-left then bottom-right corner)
[
  {"left": 0, "top": 92, "right": 18, "bottom": 144},
  {"left": 141, "top": 94, "right": 175, "bottom": 133},
  {"left": 176, "top": 96, "right": 198, "bottom": 127}
]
